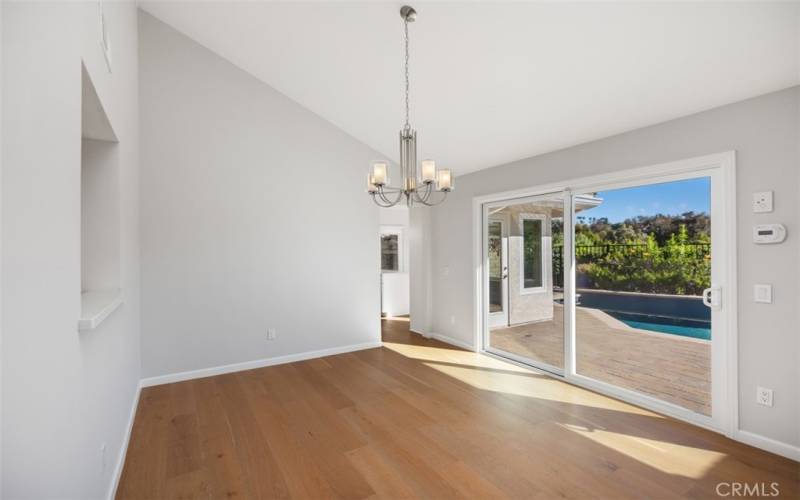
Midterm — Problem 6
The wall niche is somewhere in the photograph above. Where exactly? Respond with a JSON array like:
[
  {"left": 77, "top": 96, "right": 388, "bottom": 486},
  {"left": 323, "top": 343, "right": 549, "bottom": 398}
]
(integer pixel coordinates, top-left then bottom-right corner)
[{"left": 79, "top": 63, "right": 121, "bottom": 330}]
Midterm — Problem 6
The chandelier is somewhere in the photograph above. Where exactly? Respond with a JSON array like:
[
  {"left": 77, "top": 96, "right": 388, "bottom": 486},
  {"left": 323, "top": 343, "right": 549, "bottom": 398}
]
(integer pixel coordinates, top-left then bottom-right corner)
[{"left": 367, "top": 5, "right": 453, "bottom": 208}]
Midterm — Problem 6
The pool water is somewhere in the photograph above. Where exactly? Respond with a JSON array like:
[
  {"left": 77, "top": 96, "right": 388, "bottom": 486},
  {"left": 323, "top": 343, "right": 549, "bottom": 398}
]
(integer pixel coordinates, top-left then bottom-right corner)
[{"left": 605, "top": 310, "right": 711, "bottom": 340}]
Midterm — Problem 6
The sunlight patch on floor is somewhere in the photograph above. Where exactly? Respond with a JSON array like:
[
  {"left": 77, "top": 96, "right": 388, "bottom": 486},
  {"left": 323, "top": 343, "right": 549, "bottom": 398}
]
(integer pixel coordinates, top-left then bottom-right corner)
[
  {"left": 384, "top": 341, "right": 661, "bottom": 416},
  {"left": 558, "top": 422, "right": 727, "bottom": 478}
]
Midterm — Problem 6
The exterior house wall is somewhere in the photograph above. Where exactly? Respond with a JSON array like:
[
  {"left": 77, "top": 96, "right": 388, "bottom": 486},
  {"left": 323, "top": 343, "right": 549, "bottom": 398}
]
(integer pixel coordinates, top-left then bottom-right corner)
[{"left": 506, "top": 206, "right": 554, "bottom": 325}]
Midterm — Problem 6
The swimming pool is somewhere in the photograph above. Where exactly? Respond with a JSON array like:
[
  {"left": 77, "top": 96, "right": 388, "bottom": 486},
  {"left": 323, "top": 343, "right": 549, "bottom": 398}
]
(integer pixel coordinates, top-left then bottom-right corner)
[{"left": 605, "top": 310, "right": 711, "bottom": 340}]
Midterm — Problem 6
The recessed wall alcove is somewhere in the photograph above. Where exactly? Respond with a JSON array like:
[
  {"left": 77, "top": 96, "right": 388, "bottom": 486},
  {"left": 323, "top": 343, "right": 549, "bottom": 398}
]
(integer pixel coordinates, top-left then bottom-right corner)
[{"left": 79, "top": 63, "right": 121, "bottom": 330}]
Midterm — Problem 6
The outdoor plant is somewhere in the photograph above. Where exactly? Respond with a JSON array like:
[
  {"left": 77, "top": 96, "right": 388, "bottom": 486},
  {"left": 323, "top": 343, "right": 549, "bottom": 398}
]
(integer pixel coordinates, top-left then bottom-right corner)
[{"left": 580, "top": 224, "right": 710, "bottom": 295}]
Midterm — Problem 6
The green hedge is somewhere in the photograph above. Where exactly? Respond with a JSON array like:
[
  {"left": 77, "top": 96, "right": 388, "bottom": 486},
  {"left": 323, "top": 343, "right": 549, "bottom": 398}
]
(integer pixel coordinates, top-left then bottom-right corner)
[{"left": 580, "top": 226, "right": 710, "bottom": 295}]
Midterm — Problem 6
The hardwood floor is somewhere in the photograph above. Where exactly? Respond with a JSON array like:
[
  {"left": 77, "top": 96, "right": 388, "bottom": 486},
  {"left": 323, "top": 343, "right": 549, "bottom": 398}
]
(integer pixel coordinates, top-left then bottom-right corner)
[{"left": 117, "top": 317, "right": 798, "bottom": 499}]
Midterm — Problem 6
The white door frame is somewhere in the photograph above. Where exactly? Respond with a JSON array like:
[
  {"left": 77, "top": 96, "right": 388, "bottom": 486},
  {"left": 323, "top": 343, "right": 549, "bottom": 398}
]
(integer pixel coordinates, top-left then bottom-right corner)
[
  {"left": 472, "top": 151, "right": 737, "bottom": 436},
  {"left": 486, "top": 215, "right": 510, "bottom": 328}
]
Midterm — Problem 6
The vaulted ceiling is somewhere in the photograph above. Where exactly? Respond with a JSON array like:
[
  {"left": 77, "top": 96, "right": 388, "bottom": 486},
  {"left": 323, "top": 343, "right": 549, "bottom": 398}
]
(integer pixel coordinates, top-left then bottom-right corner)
[{"left": 140, "top": 1, "right": 800, "bottom": 175}]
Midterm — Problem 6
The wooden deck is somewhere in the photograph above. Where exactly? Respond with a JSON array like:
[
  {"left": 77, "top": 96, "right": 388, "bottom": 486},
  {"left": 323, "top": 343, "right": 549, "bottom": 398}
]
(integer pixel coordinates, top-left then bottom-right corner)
[{"left": 491, "top": 304, "right": 710, "bottom": 415}]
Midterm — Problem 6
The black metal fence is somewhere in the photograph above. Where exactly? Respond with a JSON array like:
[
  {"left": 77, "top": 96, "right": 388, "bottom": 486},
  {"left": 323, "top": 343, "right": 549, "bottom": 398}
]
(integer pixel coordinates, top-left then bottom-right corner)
[{"left": 552, "top": 243, "right": 710, "bottom": 288}]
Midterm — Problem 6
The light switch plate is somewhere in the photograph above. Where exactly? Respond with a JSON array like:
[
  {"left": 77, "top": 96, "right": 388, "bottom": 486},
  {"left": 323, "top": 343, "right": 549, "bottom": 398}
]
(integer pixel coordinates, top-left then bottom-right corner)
[
  {"left": 754, "top": 284, "right": 772, "bottom": 304},
  {"left": 753, "top": 191, "right": 773, "bottom": 213}
]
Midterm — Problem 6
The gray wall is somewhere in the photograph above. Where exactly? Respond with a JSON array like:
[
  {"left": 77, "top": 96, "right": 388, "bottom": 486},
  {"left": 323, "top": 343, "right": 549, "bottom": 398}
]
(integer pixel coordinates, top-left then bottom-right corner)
[
  {"left": 139, "top": 13, "right": 381, "bottom": 378},
  {"left": 2, "top": 2, "right": 141, "bottom": 497},
  {"left": 426, "top": 87, "right": 799, "bottom": 450}
]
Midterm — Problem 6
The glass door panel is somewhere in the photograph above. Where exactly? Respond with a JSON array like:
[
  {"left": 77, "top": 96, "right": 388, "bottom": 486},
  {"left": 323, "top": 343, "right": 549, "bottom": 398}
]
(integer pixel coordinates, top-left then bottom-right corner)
[
  {"left": 573, "top": 177, "right": 712, "bottom": 415},
  {"left": 487, "top": 218, "right": 508, "bottom": 328},
  {"left": 486, "top": 194, "right": 565, "bottom": 373}
]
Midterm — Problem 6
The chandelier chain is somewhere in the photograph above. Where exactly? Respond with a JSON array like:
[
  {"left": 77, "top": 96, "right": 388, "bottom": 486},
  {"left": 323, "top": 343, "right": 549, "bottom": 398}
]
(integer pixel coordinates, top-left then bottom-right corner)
[{"left": 404, "top": 17, "right": 410, "bottom": 131}]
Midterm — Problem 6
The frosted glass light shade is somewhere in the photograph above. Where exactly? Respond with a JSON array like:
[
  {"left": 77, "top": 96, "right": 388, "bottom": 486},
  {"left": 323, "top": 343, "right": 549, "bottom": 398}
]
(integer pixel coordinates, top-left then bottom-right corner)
[
  {"left": 367, "top": 173, "right": 378, "bottom": 193},
  {"left": 421, "top": 159, "right": 436, "bottom": 183},
  {"left": 372, "top": 162, "right": 388, "bottom": 186},
  {"left": 437, "top": 169, "right": 453, "bottom": 191}
]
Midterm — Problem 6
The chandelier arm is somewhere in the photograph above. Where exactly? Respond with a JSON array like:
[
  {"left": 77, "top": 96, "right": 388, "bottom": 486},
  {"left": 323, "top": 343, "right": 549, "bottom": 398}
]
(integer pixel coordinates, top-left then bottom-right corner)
[
  {"left": 378, "top": 185, "right": 404, "bottom": 205},
  {"left": 408, "top": 182, "right": 429, "bottom": 204},
  {"left": 377, "top": 190, "right": 395, "bottom": 205},
  {"left": 372, "top": 192, "right": 401, "bottom": 208},
  {"left": 421, "top": 182, "right": 434, "bottom": 202},
  {"left": 416, "top": 189, "right": 449, "bottom": 207}
]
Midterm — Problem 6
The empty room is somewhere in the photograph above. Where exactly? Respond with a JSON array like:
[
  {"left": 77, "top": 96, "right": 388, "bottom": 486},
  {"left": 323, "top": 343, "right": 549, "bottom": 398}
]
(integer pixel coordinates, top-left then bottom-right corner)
[{"left": 1, "top": 1, "right": 799, "bottom": 498}]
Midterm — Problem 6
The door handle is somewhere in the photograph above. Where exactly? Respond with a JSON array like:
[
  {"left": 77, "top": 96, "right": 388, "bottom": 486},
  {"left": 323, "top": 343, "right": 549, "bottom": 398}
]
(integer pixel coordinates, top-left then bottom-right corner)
[{"left": 702, "top": 286, "right": 721, "bottom": 309}]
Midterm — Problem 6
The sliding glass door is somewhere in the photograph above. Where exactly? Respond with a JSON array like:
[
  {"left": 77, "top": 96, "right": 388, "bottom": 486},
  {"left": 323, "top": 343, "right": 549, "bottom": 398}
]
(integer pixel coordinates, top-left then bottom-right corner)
[
  {"left": 484, "top": 193, "right": 566, "bottom": 374},
  {"left": 482, "top": 158, "right": 732, "bottom": 430},
  {"left": 572, "top": 177, "right": 713, "bottom": 416}
]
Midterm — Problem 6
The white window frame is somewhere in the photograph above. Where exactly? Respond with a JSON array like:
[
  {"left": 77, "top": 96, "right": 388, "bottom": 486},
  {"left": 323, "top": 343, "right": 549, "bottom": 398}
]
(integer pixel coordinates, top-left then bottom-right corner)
[
  {"left": 380, "top": 227, "right": 404, "bottom": 273},
  {"left": 518, "top": 213, "right": 547, "bottom": 294}
]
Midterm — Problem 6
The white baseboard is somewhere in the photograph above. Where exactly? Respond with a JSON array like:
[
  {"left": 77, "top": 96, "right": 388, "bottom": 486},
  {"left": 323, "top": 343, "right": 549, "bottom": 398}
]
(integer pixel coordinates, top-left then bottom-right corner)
[
  {"left": 430, "top": 332, "right": 475, "bottom": 351},
  {"left": 408, "top": 328, "right": 475, "bottom": 352},
  {"left": 139, "top": 340, "right": 383, "bottom": 388},
  {"left": 733, "top": 429, "right": 800, "bottom": 462},
  {"left": 107, "top": 381, "right": 142, "bottom": 500},
  {"left": 408, "top": 328, "right": 431, "bottom": 338}
]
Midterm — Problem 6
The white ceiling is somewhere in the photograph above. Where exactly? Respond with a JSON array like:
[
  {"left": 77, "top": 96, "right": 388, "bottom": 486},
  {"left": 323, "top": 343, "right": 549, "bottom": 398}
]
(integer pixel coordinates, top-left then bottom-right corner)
[{"left": 140, "top": 1, "right": 800, "bottom": 175}]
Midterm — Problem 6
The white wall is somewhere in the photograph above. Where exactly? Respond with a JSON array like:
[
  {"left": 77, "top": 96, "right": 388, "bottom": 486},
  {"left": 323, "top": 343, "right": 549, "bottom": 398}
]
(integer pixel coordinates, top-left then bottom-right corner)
[
  {"left": 2, "top": 2, "right": 141, "bottom": 498},
  {"left": 409, "top": 207, "right": 433, "bottom": 336},
  {"left": 139, "top": 12, "right": 381, "bottom": 379},
  {"left": 380, "top": 207, "right": 410, "bottom": 317},
  {"left": 424, "top": 87, "right": 800, "bottom": 454},
  {"left": 0, "top": 2, "right": 4, "bottom": 493}
]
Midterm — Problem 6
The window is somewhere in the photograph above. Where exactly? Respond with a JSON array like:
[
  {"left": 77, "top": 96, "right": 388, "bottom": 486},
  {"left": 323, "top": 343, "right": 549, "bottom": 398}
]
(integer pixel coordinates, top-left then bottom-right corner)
[
  {"left": 520, "top": 214, "right": 545, "bottom": 291},
  {"left": 381, "top": 233, "right": 400, "bottom": 272}
]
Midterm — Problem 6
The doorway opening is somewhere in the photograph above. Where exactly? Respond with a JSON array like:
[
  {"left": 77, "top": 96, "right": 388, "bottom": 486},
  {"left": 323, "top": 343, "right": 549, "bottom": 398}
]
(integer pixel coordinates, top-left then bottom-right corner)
[{"left": 380, "top": 207, "right": 410, "bottom": 320}]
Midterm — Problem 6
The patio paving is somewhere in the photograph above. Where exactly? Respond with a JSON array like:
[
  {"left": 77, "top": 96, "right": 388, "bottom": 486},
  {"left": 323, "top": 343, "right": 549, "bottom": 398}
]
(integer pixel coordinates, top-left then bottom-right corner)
[{"left": 490, "top": 304, "right": 711, "bottom": 415}]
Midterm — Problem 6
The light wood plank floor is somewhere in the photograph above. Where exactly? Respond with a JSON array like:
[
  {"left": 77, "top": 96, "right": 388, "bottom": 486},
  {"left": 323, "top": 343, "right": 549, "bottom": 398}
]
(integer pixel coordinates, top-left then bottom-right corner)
[
  {"left": 491, "top": 305, "right": 710, "bottom": 415},
  {"left": 117, "top": 318, "right": 798, "bottom": 499}
]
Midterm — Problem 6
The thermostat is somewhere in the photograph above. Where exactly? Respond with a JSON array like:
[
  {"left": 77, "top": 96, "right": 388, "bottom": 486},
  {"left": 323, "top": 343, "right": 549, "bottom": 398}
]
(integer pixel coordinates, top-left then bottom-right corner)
[{"left": 753, "top": 224, "right": 786, "bottom": 244}]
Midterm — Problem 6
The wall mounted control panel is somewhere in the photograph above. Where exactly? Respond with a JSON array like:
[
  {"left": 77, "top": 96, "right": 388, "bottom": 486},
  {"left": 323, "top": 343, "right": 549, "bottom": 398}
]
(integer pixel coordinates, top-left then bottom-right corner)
[
  {"left": 752, "top": 191, "right": 774, "bottom": 213},
  {"left": 753, "top": 224, "right": 786, "bottom": 244}
]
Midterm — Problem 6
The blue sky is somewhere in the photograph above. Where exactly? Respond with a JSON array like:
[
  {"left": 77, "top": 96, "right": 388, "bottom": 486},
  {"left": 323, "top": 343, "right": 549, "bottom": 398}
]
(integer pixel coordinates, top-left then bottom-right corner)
[{"left": 579, "top": 177, "right": 710, "bottom": 223}]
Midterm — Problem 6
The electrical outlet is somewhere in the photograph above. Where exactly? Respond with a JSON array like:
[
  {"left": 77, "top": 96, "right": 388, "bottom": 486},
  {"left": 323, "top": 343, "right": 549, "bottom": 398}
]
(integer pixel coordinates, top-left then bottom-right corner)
[
  {"left": 754, "top": 284, "right": 773, "bottom": 304},
  {"left": 267, "top": 328, "right": 277, "bottom": 340},
  {"left": 756, "top": 386, "right": 773, "bottom": 407},
  {"left": 450, "top": 315, "right": 456, "bottom": 325},
  {"left": 753, "top": 191, "right": 773, "bottom": 213}
]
